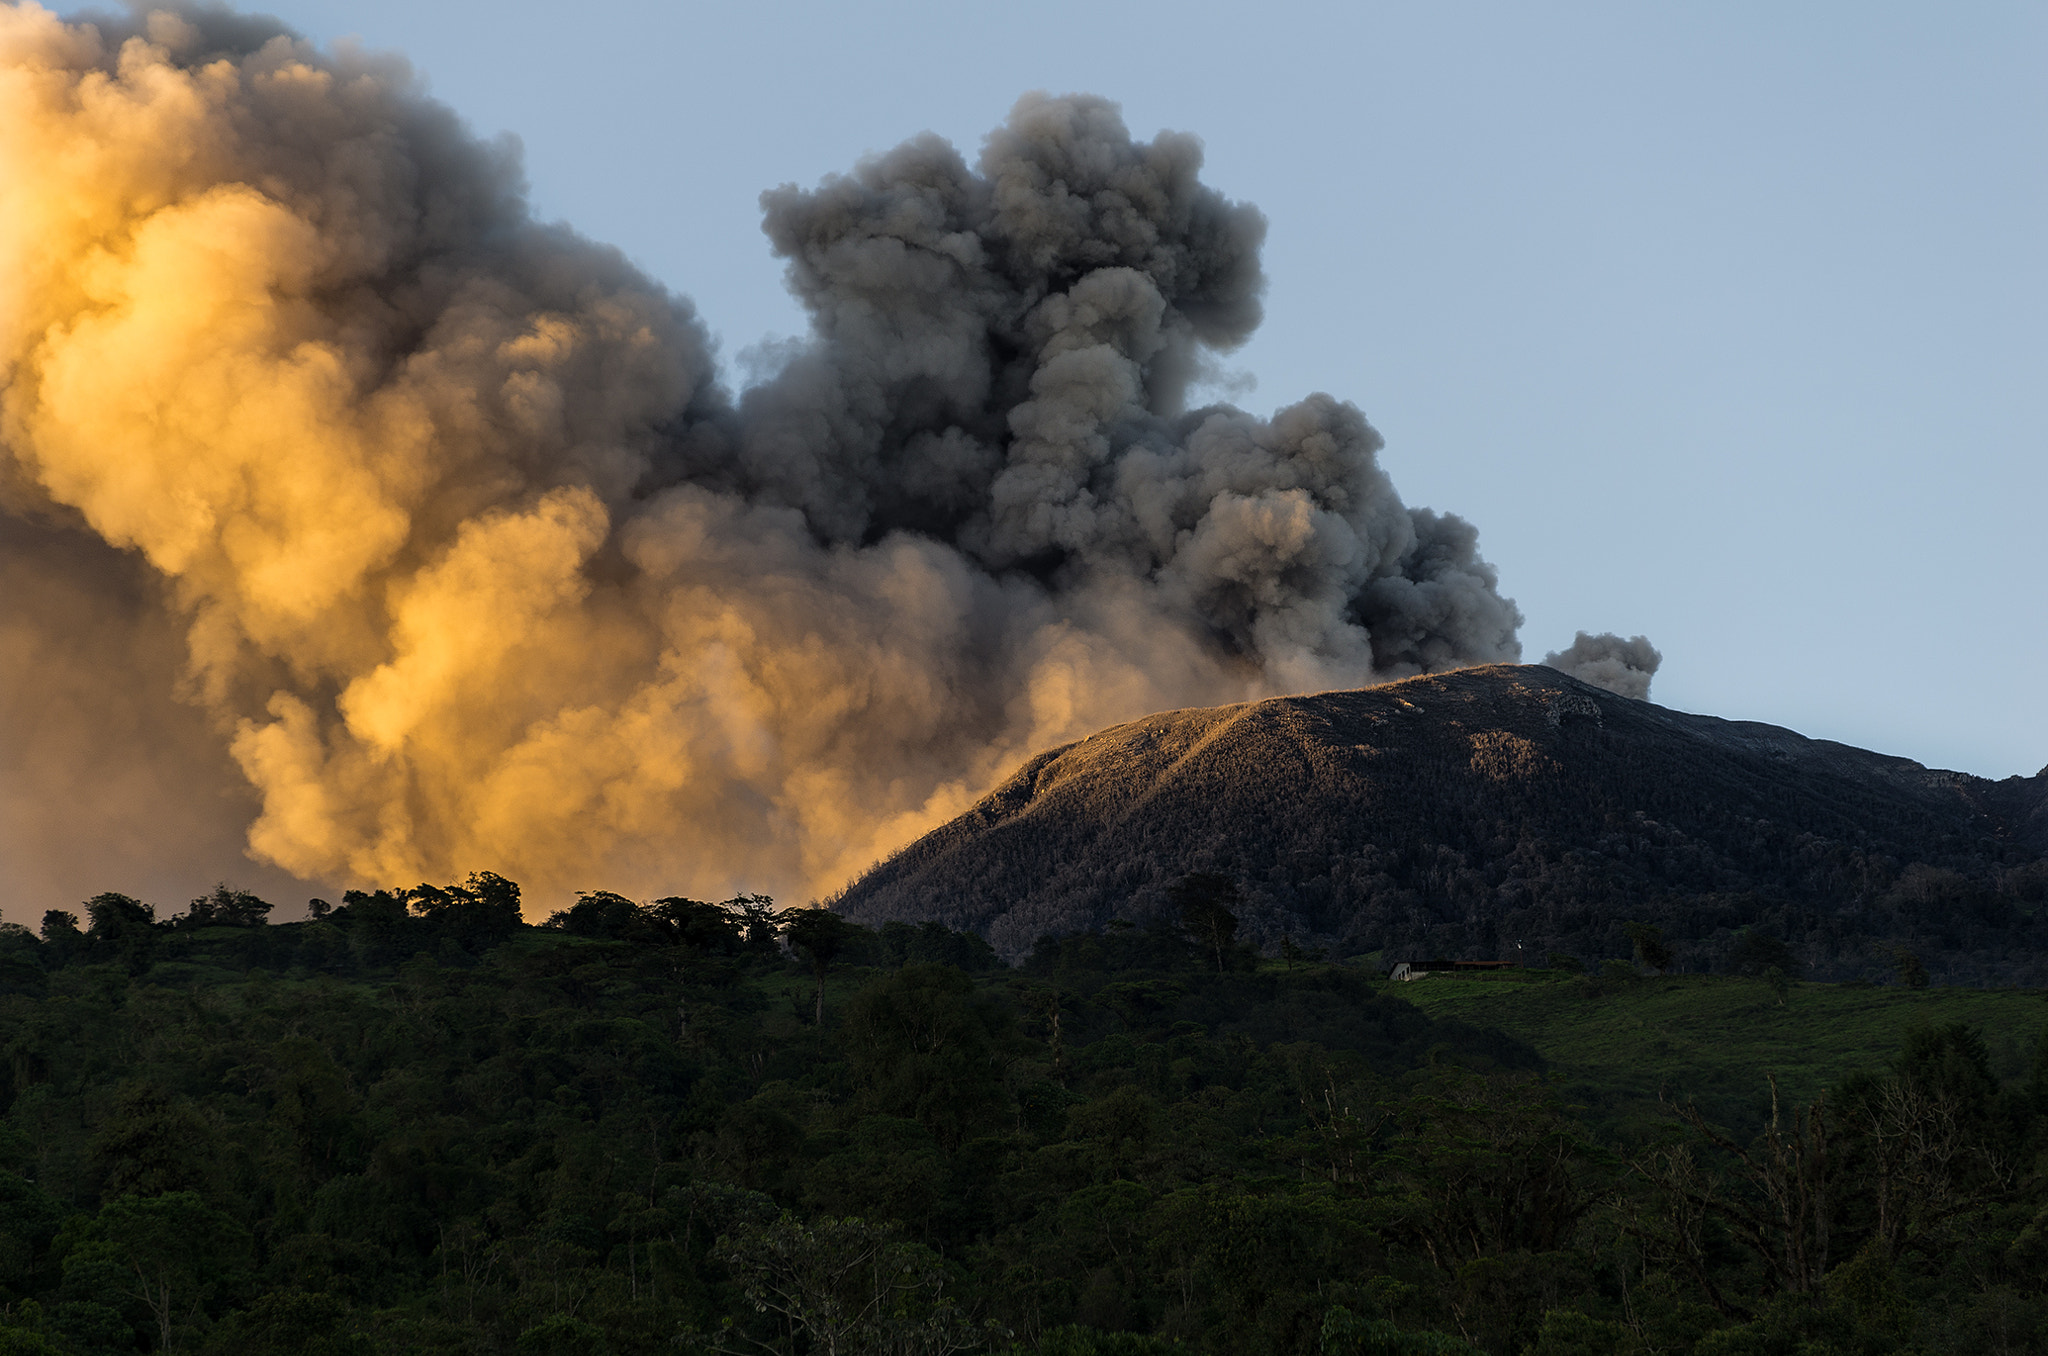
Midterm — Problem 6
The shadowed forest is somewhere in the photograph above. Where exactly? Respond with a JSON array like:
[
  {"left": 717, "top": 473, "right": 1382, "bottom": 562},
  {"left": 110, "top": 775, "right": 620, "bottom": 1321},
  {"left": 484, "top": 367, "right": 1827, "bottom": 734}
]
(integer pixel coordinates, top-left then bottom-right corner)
[{"left": 3, "top": 877, "right": 2048, "bottom": 1355}]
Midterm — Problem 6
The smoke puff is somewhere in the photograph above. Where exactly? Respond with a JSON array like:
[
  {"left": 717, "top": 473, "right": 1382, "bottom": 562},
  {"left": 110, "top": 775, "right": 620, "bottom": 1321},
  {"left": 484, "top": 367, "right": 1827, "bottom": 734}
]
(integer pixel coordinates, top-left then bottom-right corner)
[
  {"left": 0, "top": 6, "right": 1522, "bottom": 913},
  {"left": 1545, "top": 632, "right": 1662, "bottom": 700}
]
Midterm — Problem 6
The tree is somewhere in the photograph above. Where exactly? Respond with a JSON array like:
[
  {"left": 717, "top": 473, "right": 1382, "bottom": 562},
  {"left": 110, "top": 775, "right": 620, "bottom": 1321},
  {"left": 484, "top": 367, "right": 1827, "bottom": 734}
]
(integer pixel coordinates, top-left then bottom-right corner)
[
  {"left": 0, "top": 1319, "right": 62, "bottom": 1355},
  {"left": 84, "top": 893, "right": 153, "bottom": 935},
  {"left": 841, "top": 965, "right": 1011, "bottom": 1147},
  {"left": 0, "top": 1170, "right": 63, "bottom": 1299},
  {"left": 1892, "top": 947, "right": 1929, "bottom": 989},
  {"left": 178, "top": 884, "right": 273, "bottom": 928},
  {"left": 1835, "top": 1043, "right": 1996, "bottom": 1262},
  {"left": 646, "top": 896, "right": 742, "bottom": 952},
  {"left": 89, "top": 1085, "right": 213, "bottom": 1197},
  {"left": 37, "top": 911, "right": 83, "bottom": 966},
  {"left": 724, "top": 894, "right": 784, "bottom": 955},
  {"left": 1726, "top": 929, "right": 1800, "bottom": 979},
  {"left": 334, "top": 889, "right": 408, "bottom": 931},
  {"left": 68, "top": 1192, "right": 248, "bottom": 1353},
  {"left": 873, "top": 921, "right": 1001, "bottom": 973},
  {"left": 717, "top": 1214, "right": 994, "bottom": 1356},
  {"left": 82, "top": 894, "right": 156, "bottom": 971},
  {"left": 1388, "top": 1071, "right": 1599, "bottom": 1264},
  {"left": 1168, "top": 873, "right": 1242, "bottom": 973},
  {"left": 1623, "top": 921, "right": 1673, "bottom": 974},
  {"left": 199, "top": 1290, "right": 362, "bottom": 1356},
  {"left": 1321, "top": 1306, "right": 1484, "bottom": 1356},
  {"left": 516, "top": 1313, "right": 610, "bottom": 1355},
  {"left": 782, "top": 907, "right": 867, "bottom": 1025},
  {"left": 406, "top": 872, "right": 524, "bottom": 946},
  {"left": 544, "top": 891, "right": 642, "bottom": 939},
  {"left": 1639, "top": 1078, "right": 1833, "bottom": 1298}
]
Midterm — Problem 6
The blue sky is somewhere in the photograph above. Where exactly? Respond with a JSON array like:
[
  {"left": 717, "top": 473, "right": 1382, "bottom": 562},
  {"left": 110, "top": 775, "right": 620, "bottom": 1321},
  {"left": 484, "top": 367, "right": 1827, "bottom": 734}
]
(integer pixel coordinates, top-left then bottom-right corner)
[{"left": 233, "top": 0, "right": 2047, "bottom": 779}]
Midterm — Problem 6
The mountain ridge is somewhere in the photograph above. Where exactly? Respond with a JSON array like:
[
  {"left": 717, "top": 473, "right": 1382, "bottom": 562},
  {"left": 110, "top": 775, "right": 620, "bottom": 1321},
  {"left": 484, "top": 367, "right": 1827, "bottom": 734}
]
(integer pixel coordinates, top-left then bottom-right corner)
[{"left": 835, "top": 665, "right": 2048, "bottom": 982}]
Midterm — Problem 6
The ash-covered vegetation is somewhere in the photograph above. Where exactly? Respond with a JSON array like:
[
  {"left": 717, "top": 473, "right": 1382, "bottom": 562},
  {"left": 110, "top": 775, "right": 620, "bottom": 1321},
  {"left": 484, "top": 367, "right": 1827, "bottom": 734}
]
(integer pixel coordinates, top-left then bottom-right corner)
[
  {"left": 5, "top": 878, "right": 2048, "bottom": 1354},
  {"left": 837, "top": 667, "right": 2048, "bottom": 985}
]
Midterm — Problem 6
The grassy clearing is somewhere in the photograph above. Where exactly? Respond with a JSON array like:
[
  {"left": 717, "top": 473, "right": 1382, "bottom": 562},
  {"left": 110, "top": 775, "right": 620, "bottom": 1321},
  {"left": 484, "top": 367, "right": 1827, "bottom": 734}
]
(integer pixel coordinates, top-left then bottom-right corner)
[{"left": 1394, "top": 969, "right": 2048, "bottom": 1137}]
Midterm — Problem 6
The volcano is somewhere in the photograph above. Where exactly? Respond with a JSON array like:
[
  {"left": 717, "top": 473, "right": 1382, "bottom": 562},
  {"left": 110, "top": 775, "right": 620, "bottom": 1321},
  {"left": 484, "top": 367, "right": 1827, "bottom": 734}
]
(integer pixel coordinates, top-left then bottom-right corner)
[{"left": 834, "top": 665, "right": 2048, "bottom": 983}]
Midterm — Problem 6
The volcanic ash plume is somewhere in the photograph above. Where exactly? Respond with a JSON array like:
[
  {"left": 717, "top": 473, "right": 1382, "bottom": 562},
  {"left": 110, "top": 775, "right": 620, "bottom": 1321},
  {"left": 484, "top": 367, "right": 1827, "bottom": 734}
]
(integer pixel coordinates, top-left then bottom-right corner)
[
  {"left": 0, "top": 4, "right": 1522, "bottom": 909},
  {"left": 1544, "top": 632, "right": 1662, "bottom": 700}
]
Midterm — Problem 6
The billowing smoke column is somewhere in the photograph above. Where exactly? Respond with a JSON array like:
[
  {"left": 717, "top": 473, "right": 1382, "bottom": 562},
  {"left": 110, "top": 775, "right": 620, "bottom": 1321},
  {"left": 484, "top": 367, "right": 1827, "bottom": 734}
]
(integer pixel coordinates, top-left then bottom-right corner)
[
  {"left": 1545, "top": 632, "right": 1662, "bottom": 700},
  {"left": 0, "top": 5, "right": 1523, "bottom": 910}
]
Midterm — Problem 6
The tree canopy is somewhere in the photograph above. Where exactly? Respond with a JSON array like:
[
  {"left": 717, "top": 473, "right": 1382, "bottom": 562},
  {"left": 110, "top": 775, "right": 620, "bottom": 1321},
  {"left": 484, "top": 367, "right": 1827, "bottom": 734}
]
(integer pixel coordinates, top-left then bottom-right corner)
[{"left": 0, "top": 877, "right": 2043, "bottom": 1355}]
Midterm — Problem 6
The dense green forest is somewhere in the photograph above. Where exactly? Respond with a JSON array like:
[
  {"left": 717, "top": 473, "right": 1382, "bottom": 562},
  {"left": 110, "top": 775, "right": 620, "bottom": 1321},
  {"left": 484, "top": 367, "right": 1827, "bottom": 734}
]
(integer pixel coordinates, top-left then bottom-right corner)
[{"left": 3, "top": 877, "right": 2048, "bottom": 1355}]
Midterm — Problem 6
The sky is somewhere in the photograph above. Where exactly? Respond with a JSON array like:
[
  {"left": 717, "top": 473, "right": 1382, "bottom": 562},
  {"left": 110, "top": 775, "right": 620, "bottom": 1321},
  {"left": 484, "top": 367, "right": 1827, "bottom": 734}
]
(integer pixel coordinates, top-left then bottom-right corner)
[{"left": 203, "top": 0, "right": 2042, "bottom": 780}]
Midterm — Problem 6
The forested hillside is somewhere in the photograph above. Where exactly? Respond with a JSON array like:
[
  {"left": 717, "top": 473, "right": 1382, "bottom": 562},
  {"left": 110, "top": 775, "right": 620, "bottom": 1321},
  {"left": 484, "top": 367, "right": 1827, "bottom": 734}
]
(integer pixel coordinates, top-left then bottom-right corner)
[
  {"left": 3, "top": 880, "right": 2048, "bottom": 1354},
  {"left": 836, "top": 666, "right": 2048, "bottom": 983}
]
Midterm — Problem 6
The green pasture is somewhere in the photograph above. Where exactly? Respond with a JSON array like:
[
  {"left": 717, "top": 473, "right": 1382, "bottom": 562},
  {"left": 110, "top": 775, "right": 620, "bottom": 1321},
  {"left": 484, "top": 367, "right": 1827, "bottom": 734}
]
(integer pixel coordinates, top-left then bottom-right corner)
[{"left": 1392, "top": 968, "right": 2048, "bottom": 1136}]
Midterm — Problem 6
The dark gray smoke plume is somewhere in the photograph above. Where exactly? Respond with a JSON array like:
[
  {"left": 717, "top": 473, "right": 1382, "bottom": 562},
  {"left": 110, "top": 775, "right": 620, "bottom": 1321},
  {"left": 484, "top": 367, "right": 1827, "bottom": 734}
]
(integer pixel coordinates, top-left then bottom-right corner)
[
  {"left": 0, "top": 10, "right": 1523, "bottom": 914},
  {"left": 712, "top": 93, "right": 1522, "bottom": 678},
  {"left": 1545, "top": 632, "right": 1662, "bottom": 700}
]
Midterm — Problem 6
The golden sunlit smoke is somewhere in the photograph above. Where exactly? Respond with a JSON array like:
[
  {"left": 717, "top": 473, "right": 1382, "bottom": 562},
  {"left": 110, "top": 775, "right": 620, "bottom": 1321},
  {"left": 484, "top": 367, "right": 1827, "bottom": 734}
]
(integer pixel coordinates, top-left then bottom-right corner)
[{"left": 0, "top": 6, "right": 1522, "bottom": 914}]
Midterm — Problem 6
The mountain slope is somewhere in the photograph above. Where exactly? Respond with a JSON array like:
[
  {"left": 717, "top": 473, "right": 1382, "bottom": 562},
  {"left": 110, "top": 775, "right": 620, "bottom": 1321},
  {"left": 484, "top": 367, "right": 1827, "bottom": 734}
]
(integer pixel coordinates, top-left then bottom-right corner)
[{"left": 834, "top": 666, "right": 2048, "bottom": 981}]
